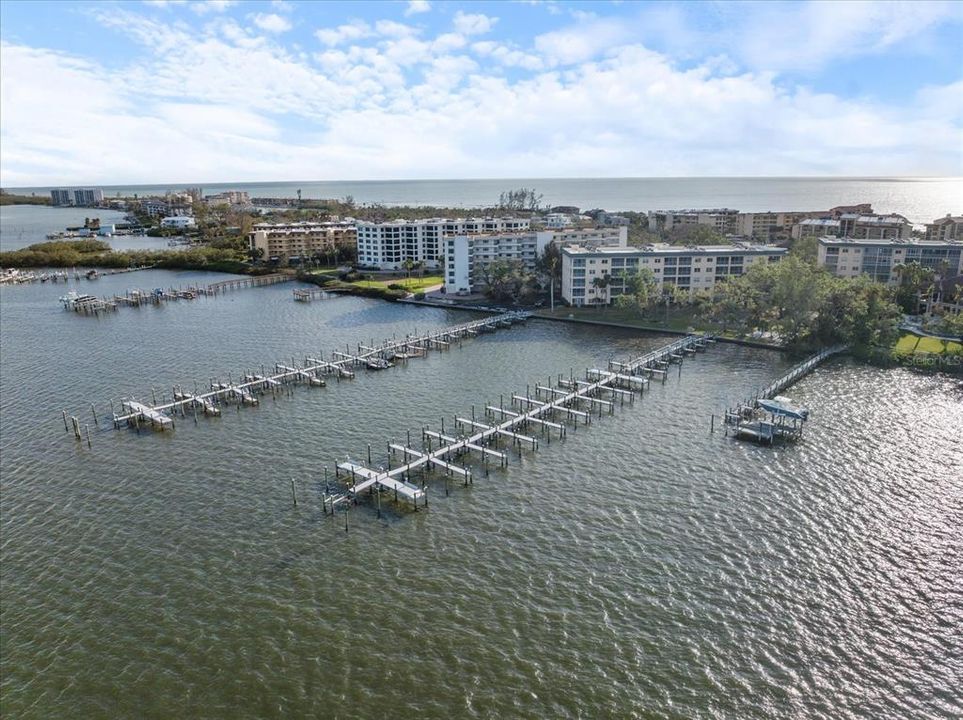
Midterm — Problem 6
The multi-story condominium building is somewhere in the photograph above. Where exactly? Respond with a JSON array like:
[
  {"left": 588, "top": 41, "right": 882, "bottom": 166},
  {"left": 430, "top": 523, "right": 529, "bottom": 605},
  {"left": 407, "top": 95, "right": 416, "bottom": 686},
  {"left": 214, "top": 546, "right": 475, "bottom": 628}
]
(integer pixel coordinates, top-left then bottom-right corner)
[
  {"left": 925, "top": 215, "right": 963, "bottom": 242},
  {"left": 50, "top": 189, "right": 72, "bottom": 206},
  {"left": 543, "top": 213, "right": 574, "bottom": 229},
  {"left": 139, "top": 199, "right": 170, "bottom": 217},
  {"left": 73, "top": 188, "right": 104, "bottom": 206},
  {"left": 837, "top": 213, "right": 910, "bottom": 240},
  {"left": 160, "top": 216, "right": 197, "bottom": 230},
  {"left": 356, "top": 217, "right": 530, "bottom": 270},
  {"left": 205, "top": 191, "right": 251, "bottom": 206},
  {"left": 647, "top": 208, "right": 739, "bottom": 235},
  {"left": 817, "top": 237, "right": 963, "bottom": 284},
  {"left": 560, "top": 242, "right": 786, "bottom": 306},
  {"left": 249, "top": 221, "right": 356, "bottom": 262},
  {"left": 792, "top": 218, "right": 843, "bottom": 240},
  {"left": 444, "top": 227, "right": 627, "bottom": 294},
  {"left": 737, "top": 211, "right": 830, "bottom": 241}
]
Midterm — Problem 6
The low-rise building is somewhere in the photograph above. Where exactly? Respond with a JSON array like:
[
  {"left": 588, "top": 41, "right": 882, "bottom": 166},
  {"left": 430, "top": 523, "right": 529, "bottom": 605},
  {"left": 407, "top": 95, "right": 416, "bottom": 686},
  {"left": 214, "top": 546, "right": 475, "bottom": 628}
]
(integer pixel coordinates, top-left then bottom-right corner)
[
  {"left": 925, "top": 215, "right": 963, "bottom": 242},
  {"left": 356, "top": 217, "right": 530, "bottom": 270},
  {"left": 249, "top": 221, "right": 355, "bottom": 262},
  {"left": 160, "top": 216, "right": 197, "bottom": 230},
  {"left": 444, "top": 227, "right": 627, "bottom": 295},
  {"left": 561, "top": 242, "right": 786, "bottom": 306},
  {"left": 543, "top": 213, "right": 574, "bottom": 229},
  {"left": 817, "top": 237, "right": 963, "bottom": 284},
  {"left": 648, "top": 208, "right": 739, "bottom": 235}
]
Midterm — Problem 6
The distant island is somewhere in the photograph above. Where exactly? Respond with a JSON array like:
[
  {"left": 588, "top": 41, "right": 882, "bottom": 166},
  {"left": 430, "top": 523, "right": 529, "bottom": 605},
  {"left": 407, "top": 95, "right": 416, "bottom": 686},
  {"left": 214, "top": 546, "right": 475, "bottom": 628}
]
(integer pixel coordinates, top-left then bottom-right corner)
[{"left": 0, "top": 190, "right": 51, "bottom": 206}]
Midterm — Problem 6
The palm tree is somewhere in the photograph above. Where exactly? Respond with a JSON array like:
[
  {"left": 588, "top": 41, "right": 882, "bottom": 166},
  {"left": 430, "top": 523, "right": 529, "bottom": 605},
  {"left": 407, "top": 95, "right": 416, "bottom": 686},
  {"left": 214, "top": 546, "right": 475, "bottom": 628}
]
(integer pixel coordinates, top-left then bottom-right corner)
[{"left": 592, "top": 274, "right": 612, "bottom": 311}]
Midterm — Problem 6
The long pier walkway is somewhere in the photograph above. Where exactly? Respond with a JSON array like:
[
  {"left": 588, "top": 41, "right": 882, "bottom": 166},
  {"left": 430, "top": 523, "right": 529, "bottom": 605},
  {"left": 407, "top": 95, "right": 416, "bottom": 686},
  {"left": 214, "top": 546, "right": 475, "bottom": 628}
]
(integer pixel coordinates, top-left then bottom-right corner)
[
  {"left": 723, "top": 344, "right": 848, "bottom": 443},
  {"left": 88, "top": 312, "right": 530, "bottom": 431},
  {"left": 330, "top": 333, "right": 715, "bottom": 512}
]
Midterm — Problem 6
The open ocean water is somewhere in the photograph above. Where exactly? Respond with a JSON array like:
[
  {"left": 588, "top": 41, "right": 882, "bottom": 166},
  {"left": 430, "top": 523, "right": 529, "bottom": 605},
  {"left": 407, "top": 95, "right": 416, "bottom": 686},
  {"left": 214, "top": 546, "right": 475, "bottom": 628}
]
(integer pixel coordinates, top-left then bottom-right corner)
[{"left": 1, "top": 268, "right": 961, "bottom": 719}]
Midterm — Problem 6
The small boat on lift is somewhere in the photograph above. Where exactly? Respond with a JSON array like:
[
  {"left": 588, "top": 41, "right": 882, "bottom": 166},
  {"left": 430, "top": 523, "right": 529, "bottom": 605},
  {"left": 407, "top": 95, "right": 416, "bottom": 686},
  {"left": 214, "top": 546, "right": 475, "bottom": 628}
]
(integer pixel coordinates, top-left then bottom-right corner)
[
  {"left": 365, "top": 358, "right": 393, "bottom": 370},
  {"left": 757, "top": 395, "right": 809, "bottom": 421}
]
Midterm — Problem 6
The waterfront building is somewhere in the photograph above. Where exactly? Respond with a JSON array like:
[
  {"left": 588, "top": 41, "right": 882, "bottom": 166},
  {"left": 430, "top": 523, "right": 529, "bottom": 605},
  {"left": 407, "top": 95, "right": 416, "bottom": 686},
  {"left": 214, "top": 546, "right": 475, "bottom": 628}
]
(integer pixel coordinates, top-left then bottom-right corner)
[
  {"left": 793, "top": 218, "right": 843, "bottom": 240},
  {"left": 160, "top": 216, "right": 197, "bottom": 230},
  {"left": 205, "top": 191, "right": 251, "bottom": 207},
  {"left": 925, "top": 215, "right": 963, "bottom": 242},
  {"left": 817, "top": 237, "right": 963, "bottom": 284},
  {"left": 356, "top": 217, "right": 530, "bottom": 270},
  {"left": 837, "top": 213, "right": 910, "bottom": 240},
  {"left": 72, "top": 188, "right": 104, "bottom": 206},
  {"left": 50, "top": 189, "right": 72, "bottom": 206},
  {"left": 560, "top": 242, "right": 786, "bottom": 306},
  {"left": 249, "top": 221, "right": 355, "bottom": 263},
  {"left": 543, "top": 213, "right": 574, "bottom": 229},
  {"left": 647, "top": 208, "right": 739, "bottom": 235},
  {"left": 444, "top": 227, "right": 626, "bottom": 295}
]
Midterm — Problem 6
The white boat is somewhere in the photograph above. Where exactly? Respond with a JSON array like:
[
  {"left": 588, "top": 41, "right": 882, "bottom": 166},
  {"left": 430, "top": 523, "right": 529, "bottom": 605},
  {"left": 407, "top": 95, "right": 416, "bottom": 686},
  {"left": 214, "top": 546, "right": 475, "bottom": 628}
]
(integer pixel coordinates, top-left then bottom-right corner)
[
  {"left": 60, "top": 290, "right": 99, "bottom": 308},
  {"left": 758, "top": 395, "right": 809, "bottom": 421},
  {"left": 365, "top": 358, "right": 393, "bottom": 370}
]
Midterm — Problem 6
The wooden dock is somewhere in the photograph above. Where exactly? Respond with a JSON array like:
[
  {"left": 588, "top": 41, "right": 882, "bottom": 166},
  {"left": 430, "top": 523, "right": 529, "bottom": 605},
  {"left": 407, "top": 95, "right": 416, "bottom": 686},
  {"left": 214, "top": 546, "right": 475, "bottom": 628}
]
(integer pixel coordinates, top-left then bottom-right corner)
[
  {"left": 60, "top": 274, "right": 294, "bottom": 316},
  {"left": 293, "top": 287, "right": 330, "bottom": 302},
  {"left": 196, "top": 274, "right": 292, "bottom": 295},
  {"left": 723, "top": 344, "right": 848, "bottom": 444},
  {"left": 322, "top": 333, "right": 714, "bottom": 515},
  {"left": 80, "top": 312, "right": 530, "bottom": 433}
]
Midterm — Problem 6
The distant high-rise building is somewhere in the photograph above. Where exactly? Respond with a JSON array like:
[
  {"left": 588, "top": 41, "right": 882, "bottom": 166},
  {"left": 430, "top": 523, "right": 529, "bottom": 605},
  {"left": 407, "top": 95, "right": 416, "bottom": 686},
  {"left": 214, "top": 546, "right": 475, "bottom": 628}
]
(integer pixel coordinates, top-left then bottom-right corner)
[
  {"left": 50, "top": 189, "right": 72, "bottom": 206},
  {"left": 73, "top": 188, "right": 104, "bottom": 206}
]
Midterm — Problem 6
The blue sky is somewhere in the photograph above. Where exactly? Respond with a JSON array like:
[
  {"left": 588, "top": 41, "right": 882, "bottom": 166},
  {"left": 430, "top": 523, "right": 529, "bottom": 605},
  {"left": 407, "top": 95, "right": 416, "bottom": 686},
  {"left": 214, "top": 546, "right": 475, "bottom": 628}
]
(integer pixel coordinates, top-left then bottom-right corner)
[{"left": 1, "top": 0, "right": 961, "bottom": 185}]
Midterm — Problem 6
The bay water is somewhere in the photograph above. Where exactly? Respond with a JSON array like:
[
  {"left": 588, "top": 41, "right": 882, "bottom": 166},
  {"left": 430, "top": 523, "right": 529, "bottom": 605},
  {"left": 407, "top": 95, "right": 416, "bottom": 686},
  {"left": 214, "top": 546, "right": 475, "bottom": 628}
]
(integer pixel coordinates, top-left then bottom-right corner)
[{"left": 1, "top": 270, "right": 961, "bottom": 719}]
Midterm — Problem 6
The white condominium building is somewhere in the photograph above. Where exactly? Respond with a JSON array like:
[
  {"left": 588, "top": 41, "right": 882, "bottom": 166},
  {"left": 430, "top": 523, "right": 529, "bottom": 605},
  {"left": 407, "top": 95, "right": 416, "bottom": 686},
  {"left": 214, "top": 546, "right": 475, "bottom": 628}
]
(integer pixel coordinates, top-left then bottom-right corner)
[
  {"left": 647, "top": 209, "right": 739, "bottom": 235},
  {"left": 356, "top": 217, "right": 530, "bottom": 270},
  {"left": 248, "top": 221, "right": 356, "bottom": 262},
  {"left": 444, "top": 227, "right": 627, "bottom": 295},
  {"left": 560, "top": 243, "right": 786, "bottom": 306},
  {"left": 817, "top": 237, "right": 963, "bottom": 284}
]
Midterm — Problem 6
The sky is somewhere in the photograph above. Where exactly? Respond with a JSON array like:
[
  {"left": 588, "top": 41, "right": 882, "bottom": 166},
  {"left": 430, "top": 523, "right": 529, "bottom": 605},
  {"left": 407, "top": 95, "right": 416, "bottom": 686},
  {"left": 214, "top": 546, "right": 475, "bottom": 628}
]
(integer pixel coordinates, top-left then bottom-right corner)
[{"left": 1, "top": 0, "right": 961, "bottom": 186}]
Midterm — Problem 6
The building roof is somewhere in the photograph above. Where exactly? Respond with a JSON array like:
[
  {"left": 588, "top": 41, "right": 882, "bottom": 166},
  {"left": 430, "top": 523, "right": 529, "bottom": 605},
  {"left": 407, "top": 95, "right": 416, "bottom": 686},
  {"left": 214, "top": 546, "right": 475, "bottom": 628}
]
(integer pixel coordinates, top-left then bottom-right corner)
[
  {"left": 562, "top": 242, "right": 785, "bottom": 256},
  {"left": 799, "top": 218, "right": 841, "bottom": 227},
  {"left": 817, "top": 235, "right": 961, "bottom": 247}
]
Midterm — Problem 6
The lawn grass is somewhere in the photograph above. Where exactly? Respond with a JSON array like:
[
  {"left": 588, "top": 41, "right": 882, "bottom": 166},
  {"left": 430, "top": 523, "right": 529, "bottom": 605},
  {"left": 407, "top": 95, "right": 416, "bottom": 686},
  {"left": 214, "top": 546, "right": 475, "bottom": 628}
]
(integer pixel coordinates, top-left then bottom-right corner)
[
  {"left": 535, "top": 304, "right": 726, "bottom": 334},
  {"left": 893, "top": 333, "right": 962, "bottom": 356},
  {"left": 350, "top": 276, "right": 443, "bottom": 292}
]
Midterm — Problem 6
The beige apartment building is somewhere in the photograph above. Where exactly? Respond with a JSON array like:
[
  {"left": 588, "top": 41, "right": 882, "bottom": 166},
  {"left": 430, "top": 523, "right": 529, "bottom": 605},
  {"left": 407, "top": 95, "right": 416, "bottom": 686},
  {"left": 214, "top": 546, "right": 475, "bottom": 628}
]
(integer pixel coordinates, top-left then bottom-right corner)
[
  {"left": 248, "top": 221, "right": 356, "bottom": 262},
  {"left": 560, "top": 242, "right": 786, "bottom": 306},
  {"left": 816, "top": 237, "right": 963, "bottom": 284},
  {"left": 925, "top": 215, "right": 963, "bottom": 242}
]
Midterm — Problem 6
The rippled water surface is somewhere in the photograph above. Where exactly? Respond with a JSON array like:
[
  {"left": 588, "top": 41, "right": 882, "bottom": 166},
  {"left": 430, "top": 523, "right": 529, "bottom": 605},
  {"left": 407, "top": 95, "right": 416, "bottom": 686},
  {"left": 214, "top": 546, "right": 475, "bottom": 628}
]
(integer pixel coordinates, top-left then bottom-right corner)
[{"left": 2, "top": 272, "right": 961, "bottom": 719}]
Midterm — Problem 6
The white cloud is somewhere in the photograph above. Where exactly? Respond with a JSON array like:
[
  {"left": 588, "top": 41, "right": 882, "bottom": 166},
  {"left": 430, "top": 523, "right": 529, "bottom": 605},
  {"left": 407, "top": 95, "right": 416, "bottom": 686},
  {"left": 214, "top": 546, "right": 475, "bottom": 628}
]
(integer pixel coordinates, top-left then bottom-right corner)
[
  {"left": 453, "top": 11, "right": 497, "bottom": 36},
  {"left": 251, "top": 13, "right": 292, "bottom": 34},
  {"left": 534, "top": 18, "right": 628, "bottom": 66},
  {"left": 404, "top": 0, "right": 431, "bottom": 17},
  {"left": 734, "top": 0, "right": 961, "bottom": 71},
  {"left": 192, "top": 0, "right": 235, "bottom": 14},
  {"left": 374, "top": 20, "right": 419, "bottom": 38},
  {"left": 315, "top": 20, "right": 374, "bottom": 46},
  {"left": 2, "top": 2, "right": 961, "bottom": 186}
]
